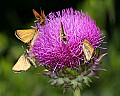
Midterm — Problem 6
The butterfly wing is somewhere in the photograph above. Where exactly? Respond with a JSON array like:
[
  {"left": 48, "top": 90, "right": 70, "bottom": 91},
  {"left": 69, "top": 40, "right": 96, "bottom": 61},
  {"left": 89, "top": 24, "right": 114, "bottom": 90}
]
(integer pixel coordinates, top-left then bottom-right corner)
[
  {"left": 33, "top": 9, "right": 40, "bottom": 20},
  {"left": 60, "top": 22, "right": 67, "bottom": 44},
  {"left": 33, "top": 9, "right": 46, "bottom": 25},
  {"left": 39, "top": 9, "right": 46, "bottom": 24},
  {"left": 12, "top": 53, "right": 31, "bottom": 73},
  {"left": 83, "top": 39, "right": 94, "bottom": 62},
  {"left": 29, "top": 30, "right": 38, "bottom": 50},
  {"left": 15, "top": 29, "right": 35, "bottom": 43}
]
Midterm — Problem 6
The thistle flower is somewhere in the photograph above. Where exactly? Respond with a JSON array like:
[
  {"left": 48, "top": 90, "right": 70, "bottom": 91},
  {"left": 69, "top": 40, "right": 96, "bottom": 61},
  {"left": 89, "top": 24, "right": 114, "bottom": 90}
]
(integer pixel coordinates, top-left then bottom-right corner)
[{"left": 31, "top": 8, "right": 107, "bottom": 94}]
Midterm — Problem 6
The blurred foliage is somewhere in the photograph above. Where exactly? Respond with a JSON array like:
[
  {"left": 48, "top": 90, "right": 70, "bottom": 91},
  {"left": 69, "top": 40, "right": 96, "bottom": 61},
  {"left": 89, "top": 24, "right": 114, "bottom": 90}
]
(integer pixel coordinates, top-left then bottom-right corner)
[{"left": 0, "top": 0, "right": 120, "bottom": 96}]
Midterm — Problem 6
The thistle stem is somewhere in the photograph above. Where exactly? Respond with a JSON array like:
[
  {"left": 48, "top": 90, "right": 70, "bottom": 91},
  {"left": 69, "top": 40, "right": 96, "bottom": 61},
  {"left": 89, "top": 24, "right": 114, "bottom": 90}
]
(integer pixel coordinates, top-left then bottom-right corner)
[{"left": 73, "top": 88, "right": 81, "bottom": 96}]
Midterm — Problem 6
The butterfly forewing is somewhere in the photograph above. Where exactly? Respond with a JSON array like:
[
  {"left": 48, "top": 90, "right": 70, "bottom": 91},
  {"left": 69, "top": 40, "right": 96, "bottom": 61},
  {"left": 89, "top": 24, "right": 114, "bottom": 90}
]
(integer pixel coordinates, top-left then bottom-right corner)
[
  {"left": 33, "top": 8, "right": 46, "bottom": 25},
  {"left": 29, "top": 31, "right": 38, "bottom": 49},
  {"left": 33, "top": 9, "right": 40, "bottom": 19},
  {"left": 15, "top": 29, "right": 35, "bottom": 43},
  {"left": 60, "top": 22, "right": 67, "bottom": 44},
  {"left": 12, "top": 53, "right": 31, "bottom": 73},
  {"left": 83, "top": 39, "right": 94, "bottom": 62}
]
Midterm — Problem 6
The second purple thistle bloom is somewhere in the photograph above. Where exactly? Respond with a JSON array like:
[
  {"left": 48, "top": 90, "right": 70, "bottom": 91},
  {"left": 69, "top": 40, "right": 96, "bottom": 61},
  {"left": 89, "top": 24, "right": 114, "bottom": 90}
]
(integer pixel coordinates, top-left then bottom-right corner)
[{"left": 32, "top": 8, "right": 106, "bottom": 72}]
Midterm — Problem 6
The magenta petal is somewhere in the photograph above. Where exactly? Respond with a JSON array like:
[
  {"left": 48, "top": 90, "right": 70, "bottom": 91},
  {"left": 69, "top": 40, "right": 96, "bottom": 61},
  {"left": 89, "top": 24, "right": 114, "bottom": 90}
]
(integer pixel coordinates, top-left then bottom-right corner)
[
  {"left": 91, "top": 65, "right": 106, "bottom": 71},
  {"left": 32, "top": 8, "right": 107, "bottom": 71},
  {"left": 96, "top": 53, "right": 108, "bottom": 62},
  {"left": 88, "top": 71, "right": 99, "bottom": 78}
]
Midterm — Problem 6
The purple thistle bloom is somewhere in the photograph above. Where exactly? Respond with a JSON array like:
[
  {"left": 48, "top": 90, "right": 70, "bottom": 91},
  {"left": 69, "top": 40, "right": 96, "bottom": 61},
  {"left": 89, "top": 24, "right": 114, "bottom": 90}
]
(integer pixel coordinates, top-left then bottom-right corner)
[{"left": 32, "top": 8, "right": 106, "bottom": 72}]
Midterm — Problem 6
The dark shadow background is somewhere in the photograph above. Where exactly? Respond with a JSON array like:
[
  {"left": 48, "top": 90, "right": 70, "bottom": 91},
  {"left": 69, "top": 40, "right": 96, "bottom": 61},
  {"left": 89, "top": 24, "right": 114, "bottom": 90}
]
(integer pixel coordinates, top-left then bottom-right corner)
[{"left": 0, "top": 0, "right": 120, "bottom": 96}]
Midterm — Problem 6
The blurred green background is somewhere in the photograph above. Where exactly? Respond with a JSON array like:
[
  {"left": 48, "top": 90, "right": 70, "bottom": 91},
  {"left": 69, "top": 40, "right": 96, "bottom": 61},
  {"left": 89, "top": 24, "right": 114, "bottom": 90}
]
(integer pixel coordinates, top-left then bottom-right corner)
[{"left": 0, "top": 0, "right": 120, "bottom": 96}]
